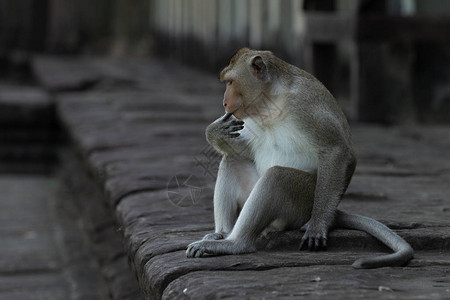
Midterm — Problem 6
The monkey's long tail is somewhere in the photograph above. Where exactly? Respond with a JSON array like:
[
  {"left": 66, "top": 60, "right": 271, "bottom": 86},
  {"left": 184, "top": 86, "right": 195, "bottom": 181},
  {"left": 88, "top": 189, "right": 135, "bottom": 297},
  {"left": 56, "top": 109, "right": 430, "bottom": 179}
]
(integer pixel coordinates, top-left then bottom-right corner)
[{"left": 335, "top": 210, "right": 414, "bottom": 269}]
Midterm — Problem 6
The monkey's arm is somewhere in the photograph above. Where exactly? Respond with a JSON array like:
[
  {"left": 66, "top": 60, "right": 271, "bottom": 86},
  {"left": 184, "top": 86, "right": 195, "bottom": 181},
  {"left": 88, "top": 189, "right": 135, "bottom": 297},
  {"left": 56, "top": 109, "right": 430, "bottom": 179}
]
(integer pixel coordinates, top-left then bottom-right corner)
[
  {"left": 300, "top": 145, "right": 356, "bottom": 250},
  {"left": 206, "top": 113, "right": 251, "bottom": 158}
]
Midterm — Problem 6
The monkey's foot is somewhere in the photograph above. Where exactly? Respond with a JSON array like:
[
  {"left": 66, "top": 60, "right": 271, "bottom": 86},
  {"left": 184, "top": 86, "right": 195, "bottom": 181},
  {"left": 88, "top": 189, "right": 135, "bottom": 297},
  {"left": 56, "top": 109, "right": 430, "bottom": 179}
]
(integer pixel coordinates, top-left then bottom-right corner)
[
  {"left": 202, "top": 232, "right": 225, "bottom": 240},
  {"left": 299, "top": 222, "right": 328, "bottom": 251},
  {"left": 186, "top": 239, "right": 256, "bottom": 258},
  {"left": 186, "top": 240, "right": 208, "bottom": 258}
]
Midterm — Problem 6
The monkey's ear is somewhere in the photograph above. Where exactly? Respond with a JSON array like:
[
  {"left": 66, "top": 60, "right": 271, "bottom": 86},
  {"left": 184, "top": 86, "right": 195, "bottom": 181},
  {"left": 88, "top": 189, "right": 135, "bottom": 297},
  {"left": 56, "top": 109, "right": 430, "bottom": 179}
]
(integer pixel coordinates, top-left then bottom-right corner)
[{"left": 250, "top": 55, "right": 268, "bottom": 81}]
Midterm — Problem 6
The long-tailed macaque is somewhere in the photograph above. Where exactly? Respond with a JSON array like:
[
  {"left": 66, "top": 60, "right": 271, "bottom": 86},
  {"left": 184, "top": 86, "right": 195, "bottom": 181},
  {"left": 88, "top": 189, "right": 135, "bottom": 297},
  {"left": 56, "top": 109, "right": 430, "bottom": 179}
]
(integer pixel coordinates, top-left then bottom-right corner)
[{"left": 186, "top": 48, "right": 413, "bottom": 268}]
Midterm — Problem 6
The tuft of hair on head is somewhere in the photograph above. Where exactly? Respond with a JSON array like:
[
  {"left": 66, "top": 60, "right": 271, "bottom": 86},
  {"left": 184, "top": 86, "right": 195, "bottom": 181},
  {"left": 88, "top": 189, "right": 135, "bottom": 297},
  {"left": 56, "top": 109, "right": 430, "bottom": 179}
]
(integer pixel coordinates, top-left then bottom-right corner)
[{"left": 229, "top": 48, "right": 250, "bottom": 65}]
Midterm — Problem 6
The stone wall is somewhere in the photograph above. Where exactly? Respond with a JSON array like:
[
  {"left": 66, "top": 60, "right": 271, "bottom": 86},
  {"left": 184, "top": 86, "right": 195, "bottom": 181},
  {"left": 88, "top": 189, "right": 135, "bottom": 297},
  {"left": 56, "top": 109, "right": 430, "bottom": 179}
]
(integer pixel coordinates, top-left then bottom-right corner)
[{"left": 0, "top": 0, "right": 152, "bottom": 56}]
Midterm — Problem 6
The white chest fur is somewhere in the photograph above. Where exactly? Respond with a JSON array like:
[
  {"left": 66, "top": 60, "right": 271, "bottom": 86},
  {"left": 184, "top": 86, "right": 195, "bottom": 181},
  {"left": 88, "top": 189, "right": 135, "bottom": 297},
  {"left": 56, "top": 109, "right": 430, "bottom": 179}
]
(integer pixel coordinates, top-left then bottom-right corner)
[{"left": 241, "top": 118, "right": 318, "bottom": 176}]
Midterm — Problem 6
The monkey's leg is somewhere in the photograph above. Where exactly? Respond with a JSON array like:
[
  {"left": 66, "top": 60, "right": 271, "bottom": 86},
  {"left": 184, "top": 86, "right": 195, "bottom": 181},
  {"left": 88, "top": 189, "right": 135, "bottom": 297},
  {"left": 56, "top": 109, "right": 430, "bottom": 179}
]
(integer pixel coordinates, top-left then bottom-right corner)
[
  {"left": 227, "top": 166, "right": 315, "bottom": 243},
  {"left": 187, "top": 166, "right": 315, "bottom": 258},
  {"left": 202, "top": 156, "right": 258, "bottom": 241}
]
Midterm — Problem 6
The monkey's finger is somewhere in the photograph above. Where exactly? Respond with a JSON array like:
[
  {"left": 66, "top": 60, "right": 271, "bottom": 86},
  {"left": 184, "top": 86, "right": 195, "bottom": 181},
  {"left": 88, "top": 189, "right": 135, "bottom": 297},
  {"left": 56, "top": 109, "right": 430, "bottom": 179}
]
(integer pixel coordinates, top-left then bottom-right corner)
[
  {"left": 314, "top": 236, "right": 320, "bottom": 250},
  {"left": 186, "top": 243, "right": 200, "bottom": 257},
  {"left": 194, "top": 248, "right": 204, "bottom": 258},
  {"left": 224, "top": 119, "right": 244, "bottom": 128},
  {"left": 227, "top": 133, "right": 240, "bottom": 138},
  {"left": 308, "top": 237, "right": 314, "bottom": 251},
  {"left": 298, "top": 239, "right": 304, "bottom": 250},
  {"left": 231, "top": 120, "right": 244, "bottom": 126},
  {"left": 222, "top": 112, "right": 233, "bottom": 121},
  {"left": 299, "top": 235, "right": 308, "bottom": 250},
  {"left": 229, "top": 125, "right": 244, "bottom": 132}
]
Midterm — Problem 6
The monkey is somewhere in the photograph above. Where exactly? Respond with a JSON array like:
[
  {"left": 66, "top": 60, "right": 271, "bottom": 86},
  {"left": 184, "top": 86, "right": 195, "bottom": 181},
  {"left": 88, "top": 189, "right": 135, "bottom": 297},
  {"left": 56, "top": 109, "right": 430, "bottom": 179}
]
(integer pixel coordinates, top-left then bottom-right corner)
[{"left": 186, "top": 48, "right": 413, "bottom": 268}]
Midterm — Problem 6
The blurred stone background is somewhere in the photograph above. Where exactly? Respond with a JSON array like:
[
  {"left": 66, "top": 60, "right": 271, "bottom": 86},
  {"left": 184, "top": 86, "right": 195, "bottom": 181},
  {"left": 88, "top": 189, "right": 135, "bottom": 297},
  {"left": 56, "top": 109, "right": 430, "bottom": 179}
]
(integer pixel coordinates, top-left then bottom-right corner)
[{"left": 1, "top": 0, "right": 450, "bottom": 124}]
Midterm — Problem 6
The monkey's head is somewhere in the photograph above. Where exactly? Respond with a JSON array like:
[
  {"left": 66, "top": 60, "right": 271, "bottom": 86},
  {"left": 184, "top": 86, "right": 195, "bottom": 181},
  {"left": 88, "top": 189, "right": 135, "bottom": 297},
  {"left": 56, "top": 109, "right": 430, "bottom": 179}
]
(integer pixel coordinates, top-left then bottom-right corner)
[{"left": 219, "top": 48, "right": 276, "bottom": 119}]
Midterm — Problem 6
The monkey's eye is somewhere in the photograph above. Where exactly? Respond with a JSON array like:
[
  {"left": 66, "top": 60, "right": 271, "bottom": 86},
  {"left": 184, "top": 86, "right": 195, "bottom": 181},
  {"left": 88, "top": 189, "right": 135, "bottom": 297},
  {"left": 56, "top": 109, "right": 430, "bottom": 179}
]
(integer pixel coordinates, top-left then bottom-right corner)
[{"left": 226, "top": 80, "right": 233, "bottom": 86}]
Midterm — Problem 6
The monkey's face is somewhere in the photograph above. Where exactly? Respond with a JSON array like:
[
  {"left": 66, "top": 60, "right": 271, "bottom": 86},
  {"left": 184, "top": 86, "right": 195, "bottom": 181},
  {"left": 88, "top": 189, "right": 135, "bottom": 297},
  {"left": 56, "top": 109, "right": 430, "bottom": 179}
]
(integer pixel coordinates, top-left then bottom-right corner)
[
  {"left": 220, "top": 48, "right": 271, "bottom": 119},
  {"left": 222, "top": 76, "right": 245, "bottom": 118},
  {"left": 221, "top": 72, "right": 258, "bottom": 121}
]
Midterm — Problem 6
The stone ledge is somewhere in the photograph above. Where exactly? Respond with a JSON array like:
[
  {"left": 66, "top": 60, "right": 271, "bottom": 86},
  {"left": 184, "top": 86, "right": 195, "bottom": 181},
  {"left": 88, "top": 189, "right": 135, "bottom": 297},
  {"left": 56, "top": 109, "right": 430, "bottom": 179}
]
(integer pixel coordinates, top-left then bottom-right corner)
[{"left": 37, "top": 55, "right": 450, "bottom": 299}]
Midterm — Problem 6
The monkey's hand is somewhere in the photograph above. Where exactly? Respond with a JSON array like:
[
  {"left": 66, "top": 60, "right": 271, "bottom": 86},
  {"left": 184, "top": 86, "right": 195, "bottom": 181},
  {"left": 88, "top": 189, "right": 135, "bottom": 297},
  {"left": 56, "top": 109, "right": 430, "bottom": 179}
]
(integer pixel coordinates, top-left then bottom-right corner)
[
  {"left": 206, "top": 113, "right": 245, "bottom": 155},
  {"left": 215, "top": 112, "right": 245, "bottom": 139},
  {"left": 299, "top": 220, "right": 328, "bottom": 251}
]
